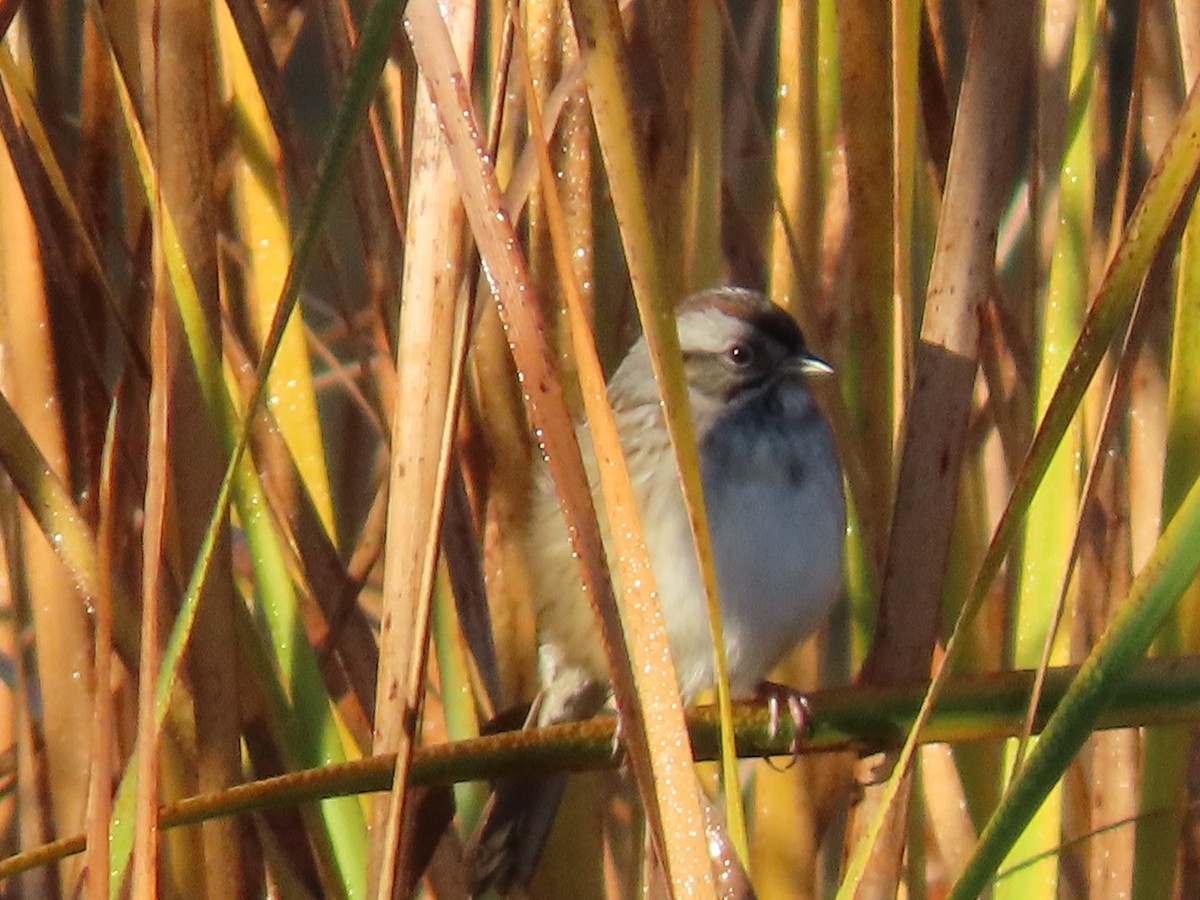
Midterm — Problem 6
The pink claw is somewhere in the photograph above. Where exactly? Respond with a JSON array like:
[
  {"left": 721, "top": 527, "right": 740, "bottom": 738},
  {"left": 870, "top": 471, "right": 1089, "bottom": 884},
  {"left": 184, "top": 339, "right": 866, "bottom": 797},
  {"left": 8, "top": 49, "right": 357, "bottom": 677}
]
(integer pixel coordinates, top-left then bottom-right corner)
[{"left": 757, "top": 681, "right": 811, "bottom": 766}]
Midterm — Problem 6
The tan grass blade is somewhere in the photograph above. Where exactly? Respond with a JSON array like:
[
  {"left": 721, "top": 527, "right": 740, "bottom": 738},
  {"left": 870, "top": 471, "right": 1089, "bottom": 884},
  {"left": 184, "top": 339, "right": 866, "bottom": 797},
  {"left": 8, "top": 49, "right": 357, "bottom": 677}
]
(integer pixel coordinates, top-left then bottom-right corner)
[
  {"left": 152, "top": 4, "right": 249, "bottom": 891},
  {"left": 404, "top": 1, "right": 715, "bottom": 893},
  {"left": 758, "top": 9, "right": 843, "bottom": 893},
  {"left": 85, "top": 406, "right": 120, "bottom": 900},
  {"left": 0, "top": 45, "right": 146, "bottom": 377},
  {"left": 921, "top": 742, "right": 977, "bottom": 885},
  {"left": 684, "top": 3, "right": 722, "bottom": 293},
  {"left": 514, "top": 9, "right": 722, "bottom": 891},
  {"left": 131, "top": 275, "right": 171, "bottom": 900},
  {"left": 0, "top": 46, "right": 94, "bottom": 890},
  {"left": 842, "top": 2, "right": 1036, "bottom": 894},
  {"left": 566, "top": 0, "right": 741, "bottom": 876},
  {"left": 769, "top": 0, "right": 821, "bottom": 314},
  {"left": 832, "top": 0, "right": 894, "bottom": 569},
  {"left": 893, "top": 0, "right": 920, "bottom": 403},
  {"left": 367, "top": 2, "right": 475, "bottom": 895}
]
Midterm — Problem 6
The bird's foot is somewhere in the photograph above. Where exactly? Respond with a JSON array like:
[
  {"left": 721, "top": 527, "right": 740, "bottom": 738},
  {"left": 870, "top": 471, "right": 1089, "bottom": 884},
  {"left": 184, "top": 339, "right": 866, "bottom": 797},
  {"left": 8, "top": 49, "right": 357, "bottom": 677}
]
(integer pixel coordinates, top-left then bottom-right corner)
[{"left": 755, "top": 681, "right": 811, "bottom": 766}]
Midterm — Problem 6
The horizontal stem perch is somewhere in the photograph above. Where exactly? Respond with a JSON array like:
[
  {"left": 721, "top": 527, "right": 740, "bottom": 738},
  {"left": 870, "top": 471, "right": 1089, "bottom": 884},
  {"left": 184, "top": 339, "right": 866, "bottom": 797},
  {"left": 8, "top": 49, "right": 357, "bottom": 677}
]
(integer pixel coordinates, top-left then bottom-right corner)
[{"left": 6, "top": 655, "right": 1200, "bottom": 881}]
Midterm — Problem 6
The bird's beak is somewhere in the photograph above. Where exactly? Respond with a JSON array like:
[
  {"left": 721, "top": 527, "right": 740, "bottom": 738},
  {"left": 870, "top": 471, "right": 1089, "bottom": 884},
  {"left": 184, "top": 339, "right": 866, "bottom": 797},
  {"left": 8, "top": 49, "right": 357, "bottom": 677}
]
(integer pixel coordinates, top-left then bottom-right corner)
[{"left": 795, "top": 353, "right": 833, "bottom": 377}]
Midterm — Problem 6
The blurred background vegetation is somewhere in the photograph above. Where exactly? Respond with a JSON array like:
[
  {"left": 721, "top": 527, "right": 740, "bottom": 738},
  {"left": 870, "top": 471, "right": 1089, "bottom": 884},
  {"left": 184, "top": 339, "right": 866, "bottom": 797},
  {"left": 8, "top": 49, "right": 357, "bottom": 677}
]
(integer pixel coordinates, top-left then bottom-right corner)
[{"left": 0, "top": 0, "right": 1198, "bottom": 897}]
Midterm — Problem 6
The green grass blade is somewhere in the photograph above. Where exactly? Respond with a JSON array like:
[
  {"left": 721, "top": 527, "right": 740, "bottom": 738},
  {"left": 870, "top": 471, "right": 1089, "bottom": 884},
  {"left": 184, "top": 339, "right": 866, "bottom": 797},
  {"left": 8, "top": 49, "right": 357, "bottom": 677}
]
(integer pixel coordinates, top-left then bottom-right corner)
[{"left": 950, "top": 466, "right": 1200, "bottom": 898}]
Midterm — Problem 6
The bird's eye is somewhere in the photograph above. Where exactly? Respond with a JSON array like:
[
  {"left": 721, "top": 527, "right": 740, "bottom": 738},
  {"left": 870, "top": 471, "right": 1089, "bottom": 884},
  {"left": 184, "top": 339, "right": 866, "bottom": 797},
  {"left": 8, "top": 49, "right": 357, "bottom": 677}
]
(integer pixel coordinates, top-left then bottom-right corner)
[{"left": 727, "top": 342, "right": 756, "bottom": 367}]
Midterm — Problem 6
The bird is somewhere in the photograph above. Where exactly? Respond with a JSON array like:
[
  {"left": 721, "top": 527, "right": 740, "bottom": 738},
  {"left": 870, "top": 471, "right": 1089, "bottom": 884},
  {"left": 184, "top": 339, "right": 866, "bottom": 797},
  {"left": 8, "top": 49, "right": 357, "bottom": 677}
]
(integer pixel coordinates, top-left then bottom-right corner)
[{"left": 467, "top": 286, "right": 846, "bottom": 894}]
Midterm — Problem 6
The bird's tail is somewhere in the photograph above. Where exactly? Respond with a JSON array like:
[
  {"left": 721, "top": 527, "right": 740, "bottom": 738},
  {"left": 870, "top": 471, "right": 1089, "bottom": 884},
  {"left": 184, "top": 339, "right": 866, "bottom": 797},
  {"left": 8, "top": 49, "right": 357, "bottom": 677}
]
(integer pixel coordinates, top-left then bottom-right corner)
[{"left": 465, "top": 773, "right": 568, "bottom": 896}]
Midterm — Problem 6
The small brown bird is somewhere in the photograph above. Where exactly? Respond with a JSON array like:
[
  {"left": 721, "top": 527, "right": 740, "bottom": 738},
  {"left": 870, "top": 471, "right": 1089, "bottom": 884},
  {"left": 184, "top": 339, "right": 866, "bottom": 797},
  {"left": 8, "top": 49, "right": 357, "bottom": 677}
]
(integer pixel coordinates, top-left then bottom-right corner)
[{"left": 468, "top": 287, "right": 846, "bottom": 893}]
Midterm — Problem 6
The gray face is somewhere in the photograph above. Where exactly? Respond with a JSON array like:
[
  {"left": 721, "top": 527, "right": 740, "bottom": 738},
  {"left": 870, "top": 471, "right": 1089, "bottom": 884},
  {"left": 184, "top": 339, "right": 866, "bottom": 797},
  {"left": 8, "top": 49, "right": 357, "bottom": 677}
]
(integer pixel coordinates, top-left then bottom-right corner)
[
  {"left": 675, "top": 290, "right": 816, "bottom": 406},
  {"left": 606, "top": 288, "right": 829, "bottom": 423}
]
